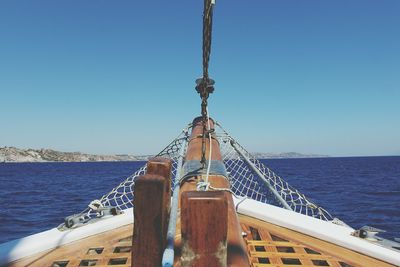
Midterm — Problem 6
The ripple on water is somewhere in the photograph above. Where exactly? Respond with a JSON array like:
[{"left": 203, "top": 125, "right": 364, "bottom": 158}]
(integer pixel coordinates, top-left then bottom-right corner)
[{"left": 1, "top": 158, "right": 399, "bottom": 243}]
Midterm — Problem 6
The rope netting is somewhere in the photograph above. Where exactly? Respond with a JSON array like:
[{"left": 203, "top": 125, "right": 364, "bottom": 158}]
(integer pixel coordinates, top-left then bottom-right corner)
[
  {"left": 76, "top": 121, "right": 333, "bottom": 222},
  {"left": 78, "top": 129, "right": 189, "bottom": 221},
  {"left": 215, "top": 123, "right": 333, "bottom": 221}
]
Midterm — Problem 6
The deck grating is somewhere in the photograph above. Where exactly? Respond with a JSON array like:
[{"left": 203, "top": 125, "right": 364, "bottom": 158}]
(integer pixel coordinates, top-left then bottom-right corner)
[
  {"left": 241, "top": 218, "right": 356, "bottom": 267},
  {"left": 44, "top": 223, "right": 354, "bottom": 267},
  {"left": 12, "top": 217, "right": 394, "bottom": 267}
]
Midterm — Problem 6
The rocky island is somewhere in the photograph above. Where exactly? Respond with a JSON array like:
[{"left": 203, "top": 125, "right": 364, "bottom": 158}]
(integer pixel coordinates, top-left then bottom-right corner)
[
  {"left": 0, "top": 147, "right": 151, "bottom": 162},
  {"left": 0, "top": 146, "right": 328, "bottom": 163},
  {"left": 251, "top": 152, "right": 329, "bottom": 159}
]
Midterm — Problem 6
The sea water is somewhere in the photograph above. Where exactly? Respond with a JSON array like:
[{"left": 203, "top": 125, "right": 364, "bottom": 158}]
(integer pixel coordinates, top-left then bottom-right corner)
[{"left": 0, "top": 156, "right": 399, "bottom": 244}]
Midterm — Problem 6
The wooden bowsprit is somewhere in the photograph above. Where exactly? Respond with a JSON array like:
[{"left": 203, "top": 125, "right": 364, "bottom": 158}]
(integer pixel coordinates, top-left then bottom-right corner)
[{"left": 179, "top": 117, "right": 250, "bottom": 266}]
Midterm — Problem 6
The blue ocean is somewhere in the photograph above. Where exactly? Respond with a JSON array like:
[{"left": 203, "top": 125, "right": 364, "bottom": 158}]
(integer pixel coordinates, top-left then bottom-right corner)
[{"left": 0, "top": 156, "right": 399, "bottom": 244}]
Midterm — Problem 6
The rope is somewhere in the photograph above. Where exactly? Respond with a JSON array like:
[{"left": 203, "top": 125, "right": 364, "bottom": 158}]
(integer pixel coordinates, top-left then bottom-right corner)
[
  {"left": 196, "top": 0, "right": 216, "bottom": 171},
  {"left": 202, "top": 0, "right": 214, "bottom": 80},
  {"left": 205, "top": 107, "right": 212, "bottom": 185},
  {"left": 196, "top": 107, "right": 213, "bottom": 191},
  {"left": 209, "top": 185, "right": 234, "bottom": 194}
]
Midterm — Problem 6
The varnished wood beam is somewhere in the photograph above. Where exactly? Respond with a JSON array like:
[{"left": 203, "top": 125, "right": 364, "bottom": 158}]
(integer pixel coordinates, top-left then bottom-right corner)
[
  {"left": 180, "top": 117, "right": 250, "bottom": 267},
  {"left": 181, "top": 191, "right": 228, "bottom": 266},
  {"left": 146, "top": 157, "right": 172, "bottom": 243},
  {"left": 132, "top": 158, "right": 172, "bottom": 267}
]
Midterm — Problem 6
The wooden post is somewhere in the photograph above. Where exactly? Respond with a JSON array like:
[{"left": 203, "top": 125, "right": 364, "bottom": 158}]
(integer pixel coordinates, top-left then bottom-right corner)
[
  {"left": 132, "top": 158, "right": 172, "bottom": 267},
  {"left": 146, "top": 157, "right": 172, "bottom": 243},
  {"left": 181, "top": 191, "right": 228, "bottom": 267},
  {"left": 180, "top": 117, "right": 250, "bottom": 266}
]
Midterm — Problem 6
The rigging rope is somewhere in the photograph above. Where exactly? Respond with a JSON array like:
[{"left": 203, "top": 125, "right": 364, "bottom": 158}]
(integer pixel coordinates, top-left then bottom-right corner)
[
  {"left": 197, "top": 107, "right": 213, "bottom": 191},
  {"left": 205, "top": 107, "right": 212, "bottom": 186},
  {"left": 202, "top": 0, "right": 214, "bottom": 81},
  {"left": 195, "top": 0, "right": 216, "bottom": 170}
]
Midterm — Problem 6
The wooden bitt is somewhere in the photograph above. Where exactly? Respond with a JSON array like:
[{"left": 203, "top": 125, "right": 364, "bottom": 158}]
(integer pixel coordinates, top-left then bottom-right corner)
[
  {"left": 132, "top": 157, "right": 172, "bottom": 267},
  {"left": 146, "top": 157, "right": 173, "bottom": 243},
  {"left": 180, "top": 117, "right": 250, "bottom": 267},
  {"left": 181, "top": 191, "right": 228, "bottom": 267}
]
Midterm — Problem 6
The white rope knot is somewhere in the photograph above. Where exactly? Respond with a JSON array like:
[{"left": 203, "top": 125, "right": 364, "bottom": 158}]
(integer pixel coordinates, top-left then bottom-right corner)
[{"left": 196, "top": 180, "right": 210, "bottom": 191}]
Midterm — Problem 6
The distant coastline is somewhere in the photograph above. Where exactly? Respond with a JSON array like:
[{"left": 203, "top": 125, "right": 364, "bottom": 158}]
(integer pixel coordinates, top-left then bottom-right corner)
[
  {"left": 0, "top": 146, "right": 329, "bottom": 163},
  {"left": 0, "top": 147, "right": 151, "bottom": 163},
  {"left": 251, "top": 152, "right": 329, "bottom": 159}
]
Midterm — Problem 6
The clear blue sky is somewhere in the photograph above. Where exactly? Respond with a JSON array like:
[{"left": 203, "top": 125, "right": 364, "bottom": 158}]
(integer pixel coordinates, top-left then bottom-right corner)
[{"left": 0, "top": 1, "right": 399, "bottom": 156}]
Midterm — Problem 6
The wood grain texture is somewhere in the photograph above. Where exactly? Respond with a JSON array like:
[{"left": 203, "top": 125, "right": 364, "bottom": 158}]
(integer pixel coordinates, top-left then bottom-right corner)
[
  {"left": 146, "top": 157, "right": 172, "bottom": 248},
  {"left": 8, "top": 224, "right": 133, "bottom": 267},
  {"left": 181, "top": 191, "right": 228, "bottom": 267},
  {"left": 239, "top": 215, "right": 394, "bottom": 267},
  {"left": 8, "top": 214, "right": 394, "bottom": 267},
  {"left": 131, "top": 157, "right": 172, "bottom": 267},
  {"left": 132, "top": 173, "right": 170, "bottom": 266}
]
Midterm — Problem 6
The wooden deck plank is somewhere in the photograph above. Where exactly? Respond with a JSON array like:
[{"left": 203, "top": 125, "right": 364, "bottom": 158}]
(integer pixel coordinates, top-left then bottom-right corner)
[
  {"left": 7, "top": 213, "right": 395, "bottom": 267},
  {"left": 240, "top": 215, "right": 394, "bottom": 267},
  {"left": 293, "top": 246, "right": 314, "bottom": 266},
  {"left": 9, "top": 224, "right": 133, "bottom": 267}
]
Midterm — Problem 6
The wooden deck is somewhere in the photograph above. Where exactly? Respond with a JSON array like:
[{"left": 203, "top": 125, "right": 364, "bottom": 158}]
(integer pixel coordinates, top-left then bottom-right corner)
[
  {"left": 9, "top": 224, "right": 134, "bottom": 267},
  {"left": 239, "top": 215, "right": 393, "bottom": 267},
  {"left": 8, "top": 215, "right": 394, "bottom": 267}
]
